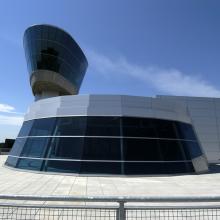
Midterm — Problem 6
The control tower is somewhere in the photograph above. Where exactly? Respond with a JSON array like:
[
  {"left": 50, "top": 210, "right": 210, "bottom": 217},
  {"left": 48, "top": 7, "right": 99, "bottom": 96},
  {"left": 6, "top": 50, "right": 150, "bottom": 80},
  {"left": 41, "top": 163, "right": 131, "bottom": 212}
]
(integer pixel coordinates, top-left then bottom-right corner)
[{"left": 23, "top": 24, "right": 88, "bottom": 100}]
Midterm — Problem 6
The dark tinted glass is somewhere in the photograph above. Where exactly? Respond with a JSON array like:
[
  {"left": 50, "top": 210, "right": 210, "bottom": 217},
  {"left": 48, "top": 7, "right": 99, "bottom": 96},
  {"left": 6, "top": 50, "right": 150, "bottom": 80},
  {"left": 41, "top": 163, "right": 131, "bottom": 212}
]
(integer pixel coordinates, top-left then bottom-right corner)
[
  {"left": 176, "top": 123, "right": 196, "bottom": 140},
  {"left": 122, "top": 118, "right": 176, "bottom": 138},
  {"left": 123, "top": 139, "right": 162, "bottom": 161},
  {"left": 124, "top": 162, "right": 194, "bottom": 175},
  {"left": 16, "top": 158, "right": 43, "bottom": 171},
  {"left": 54, "top": 117, "right": 86, "bottom": 136},
  {"left": 43, "top": 117, "right": 120, "bottom": 136},
  {"left": 122, "top": 117, "right": 196, "bottom": 140},
  {"left": 82, "top": 138, "right": 121, "bottom": 160},
  {"left": 45, "top": 160, "right": 80, "bottom": 173},
  {"left": 17, "top": 117, "right": 198, "bottom": 140},
  {"left": 29, "top": 118, "right": 56, "bottom": 136},
  {"left": 6, "top": 115, "right": 203, "bottom": 174},
  {"left": 9, "top": 138, "right": 26, "bottom": 156},
  {"left": 31, "top": 39, "right": 82, "bottom": 69},
  {"left": 35, "top": 53, "right": 61, "bottom": 73},
  {"left": 155, "top": 120, "right": 177, "bottom": 138},
  {"left": 18, "top": 120, "right": 34, "bottom": 137},
  {"left": 86, "top": 117, "right": 120, "bottom": 136},
  {"left": 48, "top": 137, "right": 83, "bottom": 159},
  {"left": 80, "top": 162, "right": 121, "bottom": 174},
  {"left": 158, "top": 140, "right": 188, "bottom": 161},
  {"left": 14, "top": 137, "right": 121, "bottom": 161},
  {"left": 122, "top": 117, "right": 157, "bottom": 137},
  {"left": 14, "top": 159, "right": 194, "bottom": 174},
  {"left": 123, "top": 139, "right": 191, "bottom": 161},
  {"left": 21, "top": 138, "right": 49, "bottom": 158},
  {"left": 48, "top": 137, "right": 121, "bottom": 160},
  {"left": 181, "top": 141, "right": 202, "bottom": 158},
  {"left": 5, "top": 156, "right": 19, "bottom": 167}
]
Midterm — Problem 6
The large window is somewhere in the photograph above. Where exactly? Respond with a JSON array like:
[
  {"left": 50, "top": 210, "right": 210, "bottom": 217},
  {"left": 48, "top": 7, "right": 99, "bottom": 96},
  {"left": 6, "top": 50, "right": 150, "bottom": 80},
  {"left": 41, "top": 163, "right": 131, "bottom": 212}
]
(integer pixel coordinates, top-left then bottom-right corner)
[
  {"left": 18, "top": 120, "right": 34, "bottom": 137},
  {"left": 81, "top": 138, "right": 121, "bottom": 160},
  {"left": 9, "top": 138, "right": 26, "bottom": 156},
  {"left": 85, "top": 117, "right": 120, "bottom": 136},
  {"left": 18, "top": 116, "right": 197, "bottom": 140},
  {"left": 123, "top": 162, "right": 194, "bottom": 175},
  {"left": 7, "top": 116, "right": 202, "bottom": 174},
  {"left": 54, "top": 117, "right": 86, "bottom": 136},
  {"left": 16, "top": 158, "right": 43, "bottom": 171},
  {"left": 20, "top": 138, "right": 50, "bottom": 158},
  {"left": 29, "top": 118, "right": 56, "bottom": 136},
  {"left": 49, "top": 137, "right": 83, "bottom": 159}
]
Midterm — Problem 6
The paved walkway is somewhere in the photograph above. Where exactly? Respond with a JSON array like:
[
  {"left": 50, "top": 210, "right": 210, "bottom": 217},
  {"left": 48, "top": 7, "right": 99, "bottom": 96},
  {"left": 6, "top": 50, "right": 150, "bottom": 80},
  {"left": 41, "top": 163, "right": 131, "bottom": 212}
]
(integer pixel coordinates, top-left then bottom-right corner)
[
  {"left": 1, "top": 155, "right": 220, "bottom": 219},
  {"left": 0, "top": 155, "right": 220, "bottom": 197}
]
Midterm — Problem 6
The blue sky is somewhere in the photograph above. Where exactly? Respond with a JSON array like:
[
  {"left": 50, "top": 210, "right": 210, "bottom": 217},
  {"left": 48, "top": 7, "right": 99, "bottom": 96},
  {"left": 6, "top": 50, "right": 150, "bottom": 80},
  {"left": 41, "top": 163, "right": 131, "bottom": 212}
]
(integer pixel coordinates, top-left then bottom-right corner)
[{"left": 0, "top": 0, "right": 220, "bottom": 141}]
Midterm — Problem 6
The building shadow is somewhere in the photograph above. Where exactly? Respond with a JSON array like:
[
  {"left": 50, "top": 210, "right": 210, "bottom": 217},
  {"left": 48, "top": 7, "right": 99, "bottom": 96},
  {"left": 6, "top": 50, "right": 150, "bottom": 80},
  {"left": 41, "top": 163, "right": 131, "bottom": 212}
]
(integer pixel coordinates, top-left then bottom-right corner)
[{"left": 208, "top": 164, "right": 220, "bottom": 174}]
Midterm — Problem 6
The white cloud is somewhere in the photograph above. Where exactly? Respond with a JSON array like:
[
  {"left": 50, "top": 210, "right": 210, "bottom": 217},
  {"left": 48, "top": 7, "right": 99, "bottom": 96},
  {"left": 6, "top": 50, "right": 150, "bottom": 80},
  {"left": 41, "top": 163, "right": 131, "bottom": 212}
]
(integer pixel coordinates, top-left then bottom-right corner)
[
  {"left": 0, "top": 104, "right": 15, "bottom": 113},
  {"left": 0, "top": 115, "right": 23, "bottom": 126},
  {"left": 86, "top": 50, "right": 220, "bottom": 97},
  {"left": 0, "top": 103, "right": 24, "bottom": 115},
  {"left": 0, "top": 104, "right": 24, "bottom": 126}
]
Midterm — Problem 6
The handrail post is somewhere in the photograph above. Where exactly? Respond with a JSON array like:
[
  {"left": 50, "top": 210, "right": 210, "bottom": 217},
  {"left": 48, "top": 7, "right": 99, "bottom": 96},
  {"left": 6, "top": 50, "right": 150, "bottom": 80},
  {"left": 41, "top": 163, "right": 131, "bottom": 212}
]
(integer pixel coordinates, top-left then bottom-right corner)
[{"left": 117, "top": 201, "right": 126, "bottom": 220}]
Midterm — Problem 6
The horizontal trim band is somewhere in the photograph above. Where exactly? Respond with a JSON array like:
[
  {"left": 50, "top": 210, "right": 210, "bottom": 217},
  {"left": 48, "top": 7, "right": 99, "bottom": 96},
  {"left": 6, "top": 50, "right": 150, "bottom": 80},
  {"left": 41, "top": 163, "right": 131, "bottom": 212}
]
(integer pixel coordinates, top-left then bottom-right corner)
[
  {"left": 8, "top": 155, "right": 192, "bottom": 163},
  {"left": 23, "top": 115, "right": 191, "bottom": 125},
  {"left": 16, "top": 135, "right": 197, "bottom": 142}
]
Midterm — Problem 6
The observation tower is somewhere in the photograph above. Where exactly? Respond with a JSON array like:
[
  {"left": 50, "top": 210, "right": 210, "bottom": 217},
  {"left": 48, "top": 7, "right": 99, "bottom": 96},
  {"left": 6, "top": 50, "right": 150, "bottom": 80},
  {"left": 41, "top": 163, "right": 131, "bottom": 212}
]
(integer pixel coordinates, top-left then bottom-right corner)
[{"left": 23, "top": 24, "right": 88, "bottom": 100}]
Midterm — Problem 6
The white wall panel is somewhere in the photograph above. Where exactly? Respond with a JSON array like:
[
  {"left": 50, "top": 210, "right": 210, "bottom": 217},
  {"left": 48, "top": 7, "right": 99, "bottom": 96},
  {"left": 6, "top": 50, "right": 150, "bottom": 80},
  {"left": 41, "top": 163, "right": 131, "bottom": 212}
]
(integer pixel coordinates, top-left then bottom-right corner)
[
  {"left": 189, "top": 109, "right": 216, "bottom": 117},
  {"left": 203, "top": 151, "right": 220, "bottom": 162},
  {"left": 187, "top": 100, "right": 214, "bottom": 109},
  {"left": 25, "top": 95, "right": 191, "bottom": 123}
]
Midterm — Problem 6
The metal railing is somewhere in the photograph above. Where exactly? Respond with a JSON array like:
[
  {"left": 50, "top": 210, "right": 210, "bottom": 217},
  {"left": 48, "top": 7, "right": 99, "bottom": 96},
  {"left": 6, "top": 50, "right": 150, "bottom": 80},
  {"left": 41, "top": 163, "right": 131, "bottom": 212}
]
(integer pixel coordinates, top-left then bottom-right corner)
[{"left": 0, "top": 194, "right": 220, "bottom": 219}]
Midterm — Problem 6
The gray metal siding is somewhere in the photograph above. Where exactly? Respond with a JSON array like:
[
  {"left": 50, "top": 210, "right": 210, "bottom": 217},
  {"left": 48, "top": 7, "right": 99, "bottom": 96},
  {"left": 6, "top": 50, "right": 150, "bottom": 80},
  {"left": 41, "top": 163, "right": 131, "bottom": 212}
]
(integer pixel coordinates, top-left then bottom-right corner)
[{"left": 157, "top": 95, "right": 220, "bottom": 163}]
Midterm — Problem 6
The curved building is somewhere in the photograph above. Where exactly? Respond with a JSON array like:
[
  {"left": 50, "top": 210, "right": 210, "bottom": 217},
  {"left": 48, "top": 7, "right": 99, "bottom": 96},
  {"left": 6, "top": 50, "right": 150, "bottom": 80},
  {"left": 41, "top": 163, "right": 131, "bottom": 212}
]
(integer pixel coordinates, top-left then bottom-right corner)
[
  {"left": 5, "top": 24, "right": 208, "bottom": 175},
  {"left": 6, "top": 95, "right": 208, "bottom": 174},
  {"left": 23, "top": 24, "right": 88, "bottom": 100}
]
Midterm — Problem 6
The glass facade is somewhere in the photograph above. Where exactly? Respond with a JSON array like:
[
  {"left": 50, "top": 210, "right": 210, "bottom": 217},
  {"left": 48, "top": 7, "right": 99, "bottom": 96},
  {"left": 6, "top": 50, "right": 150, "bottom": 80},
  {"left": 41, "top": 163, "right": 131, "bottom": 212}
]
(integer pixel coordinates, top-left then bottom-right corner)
[
  {"left": 6, "top": 116, "right": 203, "bottom": 175},
  {"left": 23, "top": 25, "right": 88, "bottom": 92}
]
